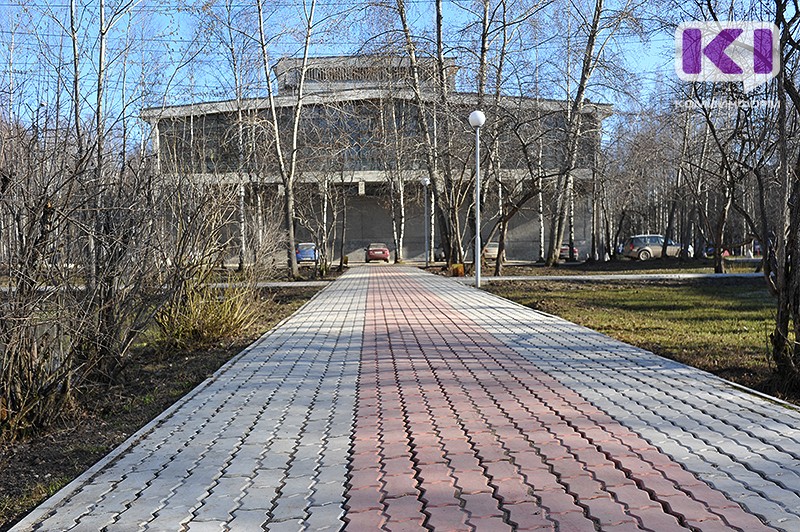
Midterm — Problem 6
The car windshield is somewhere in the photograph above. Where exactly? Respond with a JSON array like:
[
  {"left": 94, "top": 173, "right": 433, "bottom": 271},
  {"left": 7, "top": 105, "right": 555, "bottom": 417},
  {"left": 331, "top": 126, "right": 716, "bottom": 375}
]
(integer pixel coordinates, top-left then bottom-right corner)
[
  {"left": 369, "top": 243, "right": 387, "bottom": 249},
  {"left": 298, "top": 244, "right": 315, "bottom": 251}
]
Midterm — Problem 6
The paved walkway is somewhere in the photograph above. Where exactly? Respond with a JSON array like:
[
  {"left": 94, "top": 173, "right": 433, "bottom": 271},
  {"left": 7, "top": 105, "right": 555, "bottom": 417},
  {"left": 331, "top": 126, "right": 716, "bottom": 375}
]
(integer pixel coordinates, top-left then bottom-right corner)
[{"left": 12, "top": 267, "right": 800, "bottom": 531}]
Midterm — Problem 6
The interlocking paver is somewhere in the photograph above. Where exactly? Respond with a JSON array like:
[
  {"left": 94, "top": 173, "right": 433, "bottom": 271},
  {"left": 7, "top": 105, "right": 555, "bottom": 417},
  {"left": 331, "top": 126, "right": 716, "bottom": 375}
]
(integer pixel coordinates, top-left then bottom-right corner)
[
  {"left": 468, "top": 514, "right": 514, "bottom": 531},
  {"left": 423, "top": 504, "right": 471, "bottom": 529},
  {"left": 306, "top": 504, "right": 346, "bottom": 530},
  {"left": 343, "top": 509, "right": 385, "bottom": 529},
  {"left": 12, "top": 267, "right": 800, "bottom": 531},
  {"left": 184, "top": 519, "right": 226, "bottom": 532}
]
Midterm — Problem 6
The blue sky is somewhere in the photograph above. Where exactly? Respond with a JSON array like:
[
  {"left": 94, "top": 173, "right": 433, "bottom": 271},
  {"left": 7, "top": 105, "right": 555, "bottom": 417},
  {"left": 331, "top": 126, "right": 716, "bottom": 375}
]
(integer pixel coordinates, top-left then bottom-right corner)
[{"left": 0, "top": 0, "right": 738, "bottom": 133}]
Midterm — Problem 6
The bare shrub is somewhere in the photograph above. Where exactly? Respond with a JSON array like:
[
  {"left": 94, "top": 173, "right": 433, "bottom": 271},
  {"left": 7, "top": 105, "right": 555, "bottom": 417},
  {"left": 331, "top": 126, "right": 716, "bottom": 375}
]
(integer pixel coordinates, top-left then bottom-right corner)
[{"left": 154, "top": 273, "right": 257, "bottom": 351}]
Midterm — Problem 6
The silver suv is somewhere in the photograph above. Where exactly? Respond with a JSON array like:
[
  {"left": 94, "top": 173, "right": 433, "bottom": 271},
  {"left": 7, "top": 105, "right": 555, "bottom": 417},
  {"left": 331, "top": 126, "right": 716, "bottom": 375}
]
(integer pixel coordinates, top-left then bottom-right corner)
[{"left": 622, "top": 234, "right": 683, "bottom": 260}]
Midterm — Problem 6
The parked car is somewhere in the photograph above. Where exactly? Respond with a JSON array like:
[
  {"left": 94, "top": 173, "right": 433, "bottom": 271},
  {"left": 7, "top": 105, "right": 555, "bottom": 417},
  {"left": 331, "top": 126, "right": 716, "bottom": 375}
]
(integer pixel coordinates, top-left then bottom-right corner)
[
  {"left": 559, "top": 244, "right": 579, "bottom": 261},
  {"left": 483, "top": 242, "right": 501, "bottom": 260},
  {"left": 365, "top": 242, "right": 391, "bottom": 263},
  {"left": 295, "top": 242, "right": 318, "bottom": 263},
  {"left": 622, "top": 234, "right": 684, "bottom": 260}
]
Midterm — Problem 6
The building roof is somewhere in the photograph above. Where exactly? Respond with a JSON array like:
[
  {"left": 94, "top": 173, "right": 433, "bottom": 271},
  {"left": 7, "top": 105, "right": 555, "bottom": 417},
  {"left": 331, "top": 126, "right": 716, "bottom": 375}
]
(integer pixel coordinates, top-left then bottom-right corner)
[
  {"left": 142, "top": 54, "right": 612, "bottom": 122},
  {"left": 273, "top": 55, "right": 457, "bottom": 94},
  {"left": 141, "top": 88, "right": 612, "bottom": 122}
]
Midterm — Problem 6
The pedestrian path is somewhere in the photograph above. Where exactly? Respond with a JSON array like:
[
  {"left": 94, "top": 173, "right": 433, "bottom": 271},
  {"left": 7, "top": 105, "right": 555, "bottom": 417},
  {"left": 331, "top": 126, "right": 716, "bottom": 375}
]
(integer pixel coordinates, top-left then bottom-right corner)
[{"left": 12, "top": 267, "right": 800, "bottom": 531}]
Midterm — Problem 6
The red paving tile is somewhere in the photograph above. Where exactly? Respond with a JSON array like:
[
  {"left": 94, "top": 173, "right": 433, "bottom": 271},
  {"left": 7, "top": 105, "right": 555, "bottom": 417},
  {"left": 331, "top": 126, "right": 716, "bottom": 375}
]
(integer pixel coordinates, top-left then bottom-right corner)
[
  {"left": 423, "top": 504, "right": 470, "bottom": 529},
  {"left": 627, "top": 507, "right": 686, "bottom": 531},
  {"left": 348, "top": 469, "right": 382, "bottom": 488},
  {"left": 383, "top": 518, "right": 427, "bottom": 531},
  {"left": 549, "top": 510, "right": 601, "bottom": 531},
  {"left": 467, "top": 515, "right": 514, "bottom": 531},
  {"left": 412, "top": 449, "right": 447, "bottom": 467},
  {"left": 415, "top": 463, "right": 453, "bottom": 484},
  {"left": 504, "top": 502, "right": 554, "bottom": 530},
  {"left": 383, "top": 495, "right": 425, "bottom": 522},
  {"left": 453, "top": 469, "right": 494, "bottom": 495},
  {"left": 381, "top": 474, "right": 419, "bottom": 498},
  {"left": 419, "top": 484, "right": 460, "bottom": 509},
  {"left": 343, "top": 509, "right": 386, "bottom": 530},
  {"left": 341, "top": 268, "right": 775, "bottom": 530},
  {"left": 446, "top": 453, "right": 484, "bottom": 472},
  {"left": 345, "top": 485, "right": 383, "bottom": 512},
  {"left": 461, "top": 492, "right": 504, "bottom": 518},
  {"left": 483, "top": 460, "right": 518, "bottom": 481}
]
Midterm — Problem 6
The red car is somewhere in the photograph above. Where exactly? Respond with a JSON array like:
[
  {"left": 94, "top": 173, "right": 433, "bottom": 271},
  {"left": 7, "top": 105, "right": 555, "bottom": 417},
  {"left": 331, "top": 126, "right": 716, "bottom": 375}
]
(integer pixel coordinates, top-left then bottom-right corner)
[
  {"left": 365, "top": 242, "right": 390, "bottom": 263},
  {"left": 559, "top": 244, "right": 579, "bottom": 261}
]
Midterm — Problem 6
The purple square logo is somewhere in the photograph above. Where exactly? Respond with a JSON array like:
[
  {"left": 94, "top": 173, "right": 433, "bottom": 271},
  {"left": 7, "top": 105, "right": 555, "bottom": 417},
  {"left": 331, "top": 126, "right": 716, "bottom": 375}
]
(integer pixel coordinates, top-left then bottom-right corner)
[{"left": 676, "top": 21, "right": 779, "bottom": 92}]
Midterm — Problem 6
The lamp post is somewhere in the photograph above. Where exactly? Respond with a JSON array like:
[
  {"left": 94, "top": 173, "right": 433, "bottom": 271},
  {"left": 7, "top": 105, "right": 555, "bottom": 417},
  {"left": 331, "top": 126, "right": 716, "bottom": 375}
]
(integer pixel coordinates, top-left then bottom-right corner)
[
  {"left": 420, "top": 176, "right": 431, "bottom": 267},
  {"left": 468, "top": 110, "right": 486, "bottom": 288}
]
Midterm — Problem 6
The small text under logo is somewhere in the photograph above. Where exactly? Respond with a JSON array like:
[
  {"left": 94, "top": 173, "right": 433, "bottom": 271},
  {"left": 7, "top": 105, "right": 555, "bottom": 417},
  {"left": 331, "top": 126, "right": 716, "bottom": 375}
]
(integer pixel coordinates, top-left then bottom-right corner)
[{"left": 675, "top": 21, "right": 780, "bottom": 92}]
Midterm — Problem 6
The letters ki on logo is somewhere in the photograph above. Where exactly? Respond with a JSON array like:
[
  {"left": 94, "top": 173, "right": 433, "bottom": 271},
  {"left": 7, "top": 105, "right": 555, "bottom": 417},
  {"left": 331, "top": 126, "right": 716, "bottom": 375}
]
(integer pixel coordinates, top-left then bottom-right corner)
[{"left": 675, "top": 21, "right": 779, "bottom": 92}]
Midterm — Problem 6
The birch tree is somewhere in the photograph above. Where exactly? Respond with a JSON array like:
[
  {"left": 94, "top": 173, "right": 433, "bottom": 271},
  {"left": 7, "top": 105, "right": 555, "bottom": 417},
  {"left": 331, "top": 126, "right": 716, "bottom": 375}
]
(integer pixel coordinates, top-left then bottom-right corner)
[
  {"left": 544, "top": 0, "right": 642, "bottom": 265},
  {"left": 255, "top": 0, "right": 322, "bottom": 278},
  {"left": 759, "top": 0, "right": 800, "bottom": 381}
]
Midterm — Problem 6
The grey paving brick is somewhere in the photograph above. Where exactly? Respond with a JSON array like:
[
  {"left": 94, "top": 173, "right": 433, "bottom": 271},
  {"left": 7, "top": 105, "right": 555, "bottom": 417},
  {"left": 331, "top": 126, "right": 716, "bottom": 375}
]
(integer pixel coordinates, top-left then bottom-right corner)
[
  {"left": 699, "top": 474, "right": 760, "bottom": 499},
  {"left": 309, "top": 481, "right": 345, "bottom": 506},
  {"left": 324, "top": 436, "right": 350, "bottom": 452},
  {"left": 69, "top": 512, "right": 116, "bottom": 530},
  {"left": 110, "top": 497, "right": 161, "bottom": 528},
  {"left": 737, "top": 496, "right": 800, "bottom": 531},
  {"left": 258, "top": 452, "right": 293, "bottom": 471},
  {"left": 306, "top": 504, "right": 345, "bottom": 531},
  {"left": 278, "top": 476, "right": 314, "bottom": 499},
  {"left": 87, "top": 493, "right": 135, "bottom": 517},
  {"left": 315, "top": 465, "right": 348, "bottom": 486},
  {"left": 292, "top": 444, "right": 322, "bottom": 463},
  {"left": 239, "top": 486, "right": 278, "bottom": 511},
  {"left": 191, "top": 494, "right": 240, "bottom": 523},
  {"left": 184, "top": 520, "right": 226, "bottom": 532},
  {"left": 141, "top": 504, "right": 194, "bottom": 531},
  {"left": 265, "top": 519, "right": 305, "bottom": 532},
  {"left": 227, "top": 509, "right": 269, "bottom": 531},
  {"left": 269, "top": 493, "right": 310, "bottom": 522}
]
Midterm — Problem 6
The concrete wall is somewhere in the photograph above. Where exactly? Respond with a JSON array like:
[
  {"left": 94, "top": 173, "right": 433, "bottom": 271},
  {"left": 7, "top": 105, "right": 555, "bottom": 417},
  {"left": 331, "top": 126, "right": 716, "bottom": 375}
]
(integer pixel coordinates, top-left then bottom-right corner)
[{"left": 289, "top": 184, "right": 593, "bottom": 263}]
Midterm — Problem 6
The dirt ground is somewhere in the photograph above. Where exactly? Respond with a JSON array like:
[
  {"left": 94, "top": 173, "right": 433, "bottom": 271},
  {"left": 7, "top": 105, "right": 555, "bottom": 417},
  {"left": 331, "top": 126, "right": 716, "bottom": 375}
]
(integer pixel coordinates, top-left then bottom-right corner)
[{"left": 0, "top": 285, "right": 319, "bottom": 531}]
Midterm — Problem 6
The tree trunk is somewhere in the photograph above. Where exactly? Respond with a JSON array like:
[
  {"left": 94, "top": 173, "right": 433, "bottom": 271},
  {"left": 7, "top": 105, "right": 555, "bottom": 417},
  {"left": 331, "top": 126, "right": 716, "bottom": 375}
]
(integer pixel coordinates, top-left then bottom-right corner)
[
  {"left": 664, "top": 110, "right": 690, "bottom": 258},
  {"left": 546, "top": 0, "right": 604, "bottom": 265},
  {"left": 237, "top": 182, "right": 246, "bottom": 272}
]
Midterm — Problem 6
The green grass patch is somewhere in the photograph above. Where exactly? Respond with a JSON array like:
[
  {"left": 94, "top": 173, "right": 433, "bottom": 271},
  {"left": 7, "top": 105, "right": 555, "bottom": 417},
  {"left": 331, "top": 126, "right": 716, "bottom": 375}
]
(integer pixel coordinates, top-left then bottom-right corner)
[
  {"left": 497, "top": 256, "right": 762, "bottom": 276},
  {"left": 487, "top": 278, "right": 794, "bottom": 402}
]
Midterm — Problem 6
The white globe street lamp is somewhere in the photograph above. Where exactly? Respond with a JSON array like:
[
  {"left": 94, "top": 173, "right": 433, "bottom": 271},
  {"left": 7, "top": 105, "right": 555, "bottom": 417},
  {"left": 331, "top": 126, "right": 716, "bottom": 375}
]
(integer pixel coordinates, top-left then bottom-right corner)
[{"left": 468, "top": 110, "right": 486, "bottom": 288}]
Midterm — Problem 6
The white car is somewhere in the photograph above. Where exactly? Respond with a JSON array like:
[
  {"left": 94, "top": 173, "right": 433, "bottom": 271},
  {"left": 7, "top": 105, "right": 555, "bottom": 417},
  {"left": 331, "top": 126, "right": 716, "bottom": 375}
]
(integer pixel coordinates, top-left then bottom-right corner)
[{"left": 483, "top": 242, "right": 501, "bottom": 260}]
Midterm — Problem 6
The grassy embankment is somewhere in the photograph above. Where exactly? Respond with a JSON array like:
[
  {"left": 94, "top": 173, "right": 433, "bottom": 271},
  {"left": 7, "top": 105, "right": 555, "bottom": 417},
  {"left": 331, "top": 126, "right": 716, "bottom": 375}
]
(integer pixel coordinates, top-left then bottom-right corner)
[{"left": 487, "top": 276, "right": 795, "bottom": 404}]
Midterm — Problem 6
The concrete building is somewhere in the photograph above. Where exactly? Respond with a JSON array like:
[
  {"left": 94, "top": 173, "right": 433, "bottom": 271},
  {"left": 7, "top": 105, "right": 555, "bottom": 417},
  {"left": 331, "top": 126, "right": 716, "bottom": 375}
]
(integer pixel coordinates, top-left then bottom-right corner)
[{"left": 141, "top": 55, "right": 611, "bottom": 264}]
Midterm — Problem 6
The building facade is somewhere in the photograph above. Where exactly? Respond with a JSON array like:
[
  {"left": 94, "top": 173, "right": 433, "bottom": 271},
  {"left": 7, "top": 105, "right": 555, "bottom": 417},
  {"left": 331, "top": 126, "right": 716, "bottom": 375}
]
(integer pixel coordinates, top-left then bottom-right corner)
[{"left": 142, "top": 55, "right": 611, "bottom": 263}]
